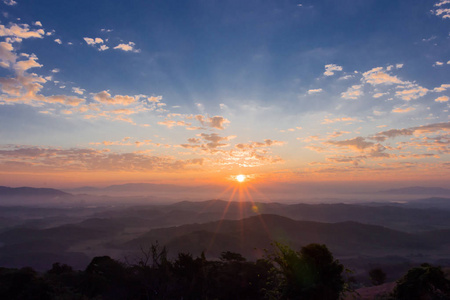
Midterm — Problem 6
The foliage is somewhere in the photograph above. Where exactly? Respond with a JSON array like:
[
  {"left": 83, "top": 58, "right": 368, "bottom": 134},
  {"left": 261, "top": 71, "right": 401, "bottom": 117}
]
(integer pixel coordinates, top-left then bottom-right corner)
[
  {"left": 265, "top": 242, "right": 346, "bottom": 300},
  {"left": 369, "top": 267, "right": 387, "bottom": 286},
  {"left": 390, "top": 263, "right": 450, "bottom": 300},
  {"left": 0, "top": 243, "right": 352, "bottom": 299}
]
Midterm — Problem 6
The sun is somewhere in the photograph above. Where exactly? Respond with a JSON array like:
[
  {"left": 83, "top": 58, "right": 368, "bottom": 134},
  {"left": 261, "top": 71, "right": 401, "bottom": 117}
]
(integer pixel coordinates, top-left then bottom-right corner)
[{"left": 236, "top": 174, "right": 246, "bottom": 183}]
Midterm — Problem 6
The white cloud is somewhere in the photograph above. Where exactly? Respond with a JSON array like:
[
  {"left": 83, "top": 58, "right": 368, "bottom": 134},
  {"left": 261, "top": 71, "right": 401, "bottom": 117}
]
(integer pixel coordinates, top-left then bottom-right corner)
[
  {"left": 3, "top": 0, "right": 17, "bottom": 6},
  {"left": 373, "top": 92, "right": 387, "bottom": 98},
  {"left": 434, "top": 61, "right": 444, "bottom": 66},
  {"left": 54, "top": 38, "right": 62, "bottom": 44},
  {"left": 93, "top": 90, "right": 137, "bottom": 105},
  {"left": 34, "top": 21, "right": 42, "bottom": 27},
  {"left": 83, "top": 37, "right": 104, "bottom": 45},
  {"left": 15, "top": 54, "right": 42, "bottom": 71},
  {"left": 0, "top": 23, "right": 45, "bottom": 39},
  {"left": 195, "top": 115, "right": 230, "bottom": 130},
  {"left": 392, "top": 106, "right": 416, "bottom": 113},
  {"left": 341, "top": 85, "right": 363, "bottom": 99},
  {"left": 324, "top": 64, "right": 343, "bottom": 76},
  {"left": 0, "top": 41, "right": 16, "bottom": 67},
  {"left": 433, "top": 84, "right": 450, "bottom": 92},
  {"left": 362, "top": 67, "right": 404, "bottom": 85},
  {"left": 395, "top": 85, "right": 428, "bottom": 101},
  {"left": 322, "top": 117, "right": 360, "bottom": 124},
  {"left": 435, "top": 96, "right": 449, "bottom": 102},
  {"left": 113, "top": 41, "right": 139, "bottom": 52},
  {"left": 435, "top": 0, "right": 450, "bottom": 7},
  {"left": 308, "top": 88, "right": 323, "bottom": 94},
  {"left": 148, "top": 95, "right": 162, "bottom": 102},
  {"left": 51, "top": 68, "right": 59, "bottom": 73},
  {"left": 99, "top": 45, "right": 109, "bottom": 51},
  {"left": 338, "top": 74, "right": 354, "bottom": 80},
  {"left": 434, "top": 8, "right": 450, "bottom": 19},
  {"left": 72, "top": 87, "right": 85, "bottom": 95}
]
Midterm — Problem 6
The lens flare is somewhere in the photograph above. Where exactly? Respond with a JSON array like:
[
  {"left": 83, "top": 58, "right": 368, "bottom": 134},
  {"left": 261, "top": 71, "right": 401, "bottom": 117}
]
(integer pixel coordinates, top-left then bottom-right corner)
[{"left": 236, "top": 174, "right": 246, "bottom": 182}]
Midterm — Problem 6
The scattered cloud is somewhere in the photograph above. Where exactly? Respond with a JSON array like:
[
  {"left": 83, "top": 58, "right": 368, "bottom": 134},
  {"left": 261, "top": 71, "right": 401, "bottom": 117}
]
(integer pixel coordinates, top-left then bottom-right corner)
[
  {"left": 341, "top": 84, "right": 363, "bottom": 99},
  {"left": 373, "top": 92, "right": 387, "bottom": 98},
  {"left": 195, "top": 115, "right": 230, "bottom": 130},
  {"left": 395, "top": 85, "right": 428, "bottom": 101},
  {"left": 83, "top": 37, "right": 104, "bottom": 45},
  {"left": 113, "top": 41, "right": 139, "bottom": 52},
  {"left": 72, "top": 87, "right": 85, "bottom": 95},
  {"left": 93, "top": 90, "right": 137, "bottom": 105},
  {"left": 148, "top": 95, "right": 163, "bottom": 103},
  {"left": 322, "top": 117, "right": 360, "bottom": 124},
  {"left": 433, "top": 84, "right": 450, "bottom": 92},
  {"left": 433, "top": 1, "right": 450, "bottom": 19},
  {"left": 308, "top": 88, "right": 323, "bottom": 94},
  {"left": 327, "top": 137, "right": 375, "bottom": 151},
  {"left": 0, "top": 23, "right": 45, "bottom": 39},
  {"left": 435, "top": 96, "right": 449, "bottom": 102},
  {"left": 324, "top": 64, "right": 343, "bottom": 76},
  {"left": 2, "top": 0, "right": 17, "bottom": 6},
  {"left": 0, "top": 145, "right": 204, "bottom": 172},
  {"left": 54, "top": 38, "right": 62, "bottom": 44},
  {"left": 235, "top": 139, "right": 285, "bottom": 149},
  {"left": 362, "top": 67, "right": 404, "bottom": 85},
  {"left": 392, "top": 106, "right": 416, "bottom": 113}
]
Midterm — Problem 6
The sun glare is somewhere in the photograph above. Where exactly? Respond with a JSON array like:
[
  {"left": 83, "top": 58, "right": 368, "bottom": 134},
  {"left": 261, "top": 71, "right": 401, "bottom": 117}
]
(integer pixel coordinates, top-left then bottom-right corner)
[{"left": 236, "top": 174, "right": 246, "bottom": 183}]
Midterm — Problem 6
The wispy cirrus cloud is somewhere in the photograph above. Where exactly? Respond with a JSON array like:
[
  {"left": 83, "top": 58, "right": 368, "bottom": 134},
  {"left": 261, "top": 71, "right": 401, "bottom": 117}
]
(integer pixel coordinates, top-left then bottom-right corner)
[
  {"left": 322, "top": 117, "right": 360, "bottom": 124},
  {"left": 392, "top": 106, "right": 416, "bottom": 113},
  {"left": 308, "top": 88, "right": 323, "bottom": 94}
]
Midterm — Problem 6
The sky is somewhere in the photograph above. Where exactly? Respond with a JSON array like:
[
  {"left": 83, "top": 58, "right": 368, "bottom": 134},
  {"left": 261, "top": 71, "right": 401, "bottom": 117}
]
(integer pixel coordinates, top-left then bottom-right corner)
[{"left": 0, "top": 0, "right": 449, "bottom": 189}]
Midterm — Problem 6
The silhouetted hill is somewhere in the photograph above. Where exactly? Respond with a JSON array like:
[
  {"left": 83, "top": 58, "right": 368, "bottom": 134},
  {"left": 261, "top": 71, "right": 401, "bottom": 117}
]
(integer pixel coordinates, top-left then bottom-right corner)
[
  {"left": 0, "top": 186, "right": 70, "bottom": 197},
  {"left": 405, "top": 197, "right": 450, "bottom": 210},
  {"left": 155, "top": 200, "right": 450, "bottom": 232},
  {"left": 0, "top": 186, "right": 73, "bottom": 206},
  {"left": 122, "top": 214, "right": 445, "bottom": 260}
]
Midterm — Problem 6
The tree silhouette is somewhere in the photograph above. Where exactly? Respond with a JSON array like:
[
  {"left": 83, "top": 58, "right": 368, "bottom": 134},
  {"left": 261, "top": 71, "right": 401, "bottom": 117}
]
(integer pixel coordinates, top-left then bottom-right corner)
[
  {"left": 391, "top": 263, "right": 450, "bottom": 300},
  {"left": 266, "top": 243, "right": 346, "bottom": 300},
  {"left": 369, "top": 267, "right": 387, "bottom": 286}
]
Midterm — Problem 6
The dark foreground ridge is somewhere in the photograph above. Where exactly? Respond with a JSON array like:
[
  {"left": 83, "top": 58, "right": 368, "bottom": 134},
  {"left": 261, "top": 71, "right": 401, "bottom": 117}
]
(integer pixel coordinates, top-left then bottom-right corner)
[{"left": 1, "top": 243, "right": 449, "bottom": 300}]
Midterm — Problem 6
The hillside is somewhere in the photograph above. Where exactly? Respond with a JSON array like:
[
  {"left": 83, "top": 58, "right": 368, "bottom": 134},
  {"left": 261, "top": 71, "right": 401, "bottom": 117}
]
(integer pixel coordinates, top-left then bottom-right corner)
[{"left": 122, "top": 214, "right": 448, "bottom": 260}]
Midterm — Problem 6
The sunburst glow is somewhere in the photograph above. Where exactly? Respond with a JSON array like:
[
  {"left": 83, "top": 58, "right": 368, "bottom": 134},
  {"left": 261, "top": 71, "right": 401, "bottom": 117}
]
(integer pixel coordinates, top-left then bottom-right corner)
[{"left": 236, "top": 174, "right": 246, "bottom": 183}]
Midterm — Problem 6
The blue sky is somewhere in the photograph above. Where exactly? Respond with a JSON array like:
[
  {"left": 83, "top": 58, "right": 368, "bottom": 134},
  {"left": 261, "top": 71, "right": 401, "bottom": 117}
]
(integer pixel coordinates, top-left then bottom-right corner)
[{"left": 0, "top": 0, "right": 449, "bottom": 188}]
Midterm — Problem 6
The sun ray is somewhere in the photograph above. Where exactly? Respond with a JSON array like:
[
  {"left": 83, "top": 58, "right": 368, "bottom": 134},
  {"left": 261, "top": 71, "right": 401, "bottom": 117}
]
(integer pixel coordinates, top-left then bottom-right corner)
[{"left": 207, "top": 185, "right": 238, "bottom": 253}]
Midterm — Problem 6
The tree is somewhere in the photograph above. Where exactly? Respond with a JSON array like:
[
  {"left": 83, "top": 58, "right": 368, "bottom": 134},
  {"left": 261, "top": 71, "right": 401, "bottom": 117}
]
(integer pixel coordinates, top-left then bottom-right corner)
[
  {"left": 391, "top": 263, "right": 450, "bottom": 300},
  {"left": 266, "top": 243, "right": 346, "bottom": 300},
  {"left": 369, "top": 268, "right": 387, "bottom": 286}
]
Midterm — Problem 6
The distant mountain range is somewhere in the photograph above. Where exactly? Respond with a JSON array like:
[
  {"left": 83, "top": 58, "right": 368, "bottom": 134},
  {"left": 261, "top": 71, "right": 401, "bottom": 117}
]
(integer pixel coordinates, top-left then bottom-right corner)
[
  {"left": 377, "top": 186, "right": 450, "bottom": 196},
  {"left": 121, "top": 214, "right": 450, "bottom": 260},
  {"left": 1, "top": 197, "right": 450, "bottom": 275},
  {"left": 63, "top": 182, "right": 224, "bottom": 196},
  {"left": 0, "top": 186, "right": 70, "bottom": 197}
]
